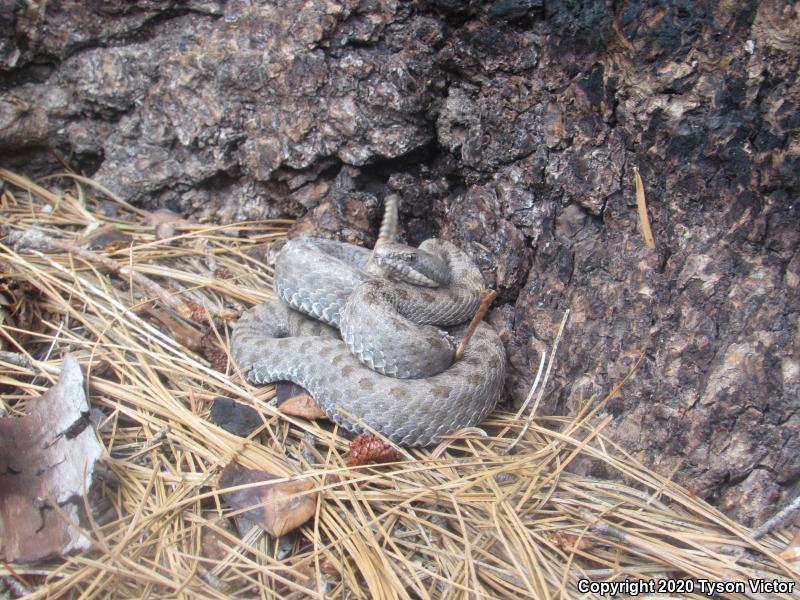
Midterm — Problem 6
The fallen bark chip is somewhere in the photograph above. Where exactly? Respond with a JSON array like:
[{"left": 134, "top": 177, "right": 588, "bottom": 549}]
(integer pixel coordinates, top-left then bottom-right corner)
[
  {"left": 275, "top": 381, "right": 311, "bottom": 404},
  {"left": 209, "top": 397, "right": 263, "bottom": 437},
  {"left": 276, "top": 382, "right": 327, "bottom": 420},
  {"left": 146, "top": 208, "right": 193, "bottom": 240},
  {"left": 0, "top": 354, "right": 103, "bottom": 563},
  {"left": 546, "top": 531, "right": 594, "bottom": 552},
  {"left": 78, "top": 224, "right": 133, "bottom": 252},
  {"left": 219, "top": 464, "right": 317, "bottom": 537},
  {"left": 345, "top": 434, "right": 403, "bottom": 467}
]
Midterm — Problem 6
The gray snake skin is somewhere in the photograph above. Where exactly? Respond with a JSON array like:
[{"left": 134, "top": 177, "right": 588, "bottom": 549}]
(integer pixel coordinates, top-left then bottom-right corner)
[{"left": 231, "top": 208, "right": 507, "bottom": 446}]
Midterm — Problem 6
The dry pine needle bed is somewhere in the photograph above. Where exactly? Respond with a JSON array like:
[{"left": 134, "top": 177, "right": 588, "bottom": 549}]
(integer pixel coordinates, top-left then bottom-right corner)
[{"left": 0, "top": 169, "right": 797, "bottom": 599}]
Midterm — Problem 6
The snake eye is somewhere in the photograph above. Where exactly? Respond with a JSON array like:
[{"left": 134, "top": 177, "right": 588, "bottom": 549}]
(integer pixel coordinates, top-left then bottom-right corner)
[{"left": 386, "top": 250, "right": 415, "bottom": 264}]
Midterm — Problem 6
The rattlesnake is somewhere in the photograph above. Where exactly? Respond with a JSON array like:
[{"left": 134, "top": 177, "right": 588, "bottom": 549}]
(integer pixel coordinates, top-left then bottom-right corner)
[{"left": 231, "top": 199, "right": 506, "bottom": 446}]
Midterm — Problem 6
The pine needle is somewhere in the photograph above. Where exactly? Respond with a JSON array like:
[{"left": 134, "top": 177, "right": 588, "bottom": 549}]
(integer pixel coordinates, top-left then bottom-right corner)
[{"left": 634, "top": 166, "right": 656, "bottom": 249}]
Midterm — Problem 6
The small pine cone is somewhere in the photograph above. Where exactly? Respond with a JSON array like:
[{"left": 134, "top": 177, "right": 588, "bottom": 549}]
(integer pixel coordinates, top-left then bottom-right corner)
[{"left": 345, "top": 434, "right": 403, "bottom": 467}]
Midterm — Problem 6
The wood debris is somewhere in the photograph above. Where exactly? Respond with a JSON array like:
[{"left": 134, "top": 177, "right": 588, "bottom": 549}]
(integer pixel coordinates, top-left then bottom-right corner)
[
  {"left": 219, "top": 464, "right": 318, "bottom": 537},
  {"left": 146, "top": 208, "right": 194, "bottom": 240},
  {"left": 209, "top": 397, "right": 263, "bottom": 437},
  {"left": 633, "top": 166, "right": 656, "bottom": 249},
  {"left": 277, "top": 382, "right": 327, "bottom": 420},
  {"left": 77, "top": 224, "right": 133, "bottom": 252},
  {"left": 546, "top": 531, "right": 594, "bottom": 552},
  {"left": 0, "top": 355, "right": 103, "bottom": 563}
]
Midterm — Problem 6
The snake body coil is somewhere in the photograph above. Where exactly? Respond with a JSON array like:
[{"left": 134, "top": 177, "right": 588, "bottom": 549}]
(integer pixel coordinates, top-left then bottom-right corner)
[{"left": 231, "top": 212, "right": 507, "bottom": 446}]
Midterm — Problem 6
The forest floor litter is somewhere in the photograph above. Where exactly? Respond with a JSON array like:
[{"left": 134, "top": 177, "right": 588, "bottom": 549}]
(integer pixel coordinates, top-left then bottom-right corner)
[{"left": 0, "top": 169, "right": 797, "bottom": 599}]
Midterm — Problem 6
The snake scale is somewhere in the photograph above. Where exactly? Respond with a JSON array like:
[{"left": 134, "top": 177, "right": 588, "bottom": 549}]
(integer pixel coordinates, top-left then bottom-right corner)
[{"left": 231, "top": 198, "right": 507, "bottom": 446}]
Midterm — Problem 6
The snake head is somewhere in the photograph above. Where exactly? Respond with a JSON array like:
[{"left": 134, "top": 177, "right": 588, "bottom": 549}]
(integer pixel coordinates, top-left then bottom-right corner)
[
  {"left": 391, "top": 249, "right": 418, "bottom": 264},
  {"left": 371, "top": 242, "right": 447, "bottom": 288}
]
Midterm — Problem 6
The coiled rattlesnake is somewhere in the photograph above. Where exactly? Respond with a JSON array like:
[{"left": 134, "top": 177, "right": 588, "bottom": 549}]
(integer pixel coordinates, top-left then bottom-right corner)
[{"left": 231, "top": 198, "right": 506, "bottom": 446}]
